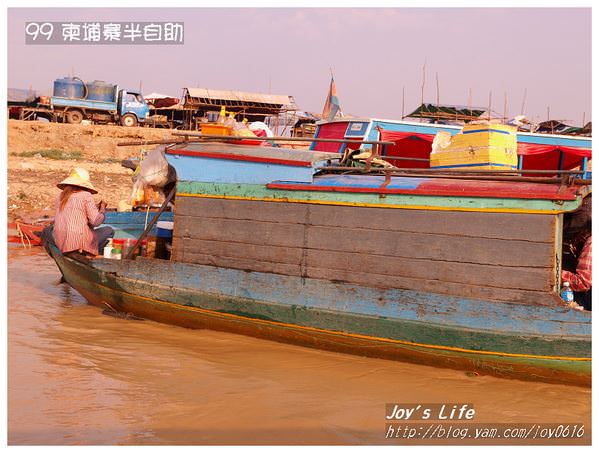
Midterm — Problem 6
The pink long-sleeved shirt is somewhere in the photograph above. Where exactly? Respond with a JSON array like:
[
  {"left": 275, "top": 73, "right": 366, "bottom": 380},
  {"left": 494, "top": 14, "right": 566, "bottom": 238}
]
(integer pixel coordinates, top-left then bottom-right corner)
[
  {"left": 53, "top": 190, "right": 105, "bottom": 255},
  {"left": 562, "top": 236, "right": 592, "bottom": 292}
]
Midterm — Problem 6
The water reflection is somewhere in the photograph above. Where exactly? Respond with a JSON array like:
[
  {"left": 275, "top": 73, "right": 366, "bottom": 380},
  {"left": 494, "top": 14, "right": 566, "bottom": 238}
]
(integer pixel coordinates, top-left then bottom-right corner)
[{"left": 7, "top": 248, "right": 592, "bottom": 445}]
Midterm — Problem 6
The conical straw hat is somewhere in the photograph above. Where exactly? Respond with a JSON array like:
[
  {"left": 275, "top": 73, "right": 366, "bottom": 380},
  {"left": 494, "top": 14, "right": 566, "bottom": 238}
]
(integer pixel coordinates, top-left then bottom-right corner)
[{"left": 57, "top": 167, "right": 98, "bottom": 194}]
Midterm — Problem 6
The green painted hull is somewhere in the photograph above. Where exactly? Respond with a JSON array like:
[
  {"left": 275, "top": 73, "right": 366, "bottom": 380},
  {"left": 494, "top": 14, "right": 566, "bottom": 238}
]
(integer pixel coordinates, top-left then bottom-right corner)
[{"left": 48, "top": 245, "right": 591, "bottom": 387}]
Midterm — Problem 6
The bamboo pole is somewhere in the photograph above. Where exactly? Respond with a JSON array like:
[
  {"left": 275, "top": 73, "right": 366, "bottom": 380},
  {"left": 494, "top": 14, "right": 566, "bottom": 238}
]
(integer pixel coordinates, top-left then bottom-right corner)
[
  {"left": 117, "top": 135, "right": 395, "bottom": 147},
  {"left": 520, "top": 88, "right": 527, "bottom": 115},
  {"left": 170, "top": 132, "right": 395, "bottom": 146},
  {"left": 435, "top": 72, "right": 440, "bottom": 107},
  {"left": 117, "top": 138, "right": 191, "bottom": 146},
  {"left": 317, "top": 167, "right": 590, "bottom": 185},
  {"left": 320, "top": 166, "right": 585, "bottom": 176},
  {"left": 124, "top": 186, "right": 177, "bottom": 260}
]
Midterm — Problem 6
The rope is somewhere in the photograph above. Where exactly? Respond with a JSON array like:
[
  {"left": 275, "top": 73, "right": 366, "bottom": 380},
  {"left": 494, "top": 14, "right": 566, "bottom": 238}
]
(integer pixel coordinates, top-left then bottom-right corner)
[{"left": 16, "top": 222, "right": 32, "bottom": 249}]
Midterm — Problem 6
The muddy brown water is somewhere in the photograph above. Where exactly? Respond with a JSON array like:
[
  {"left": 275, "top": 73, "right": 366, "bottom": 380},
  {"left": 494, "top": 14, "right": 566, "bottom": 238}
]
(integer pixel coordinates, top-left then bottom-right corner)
[{"left": 7, "top": 247, "right": 592, "bottom": 445}]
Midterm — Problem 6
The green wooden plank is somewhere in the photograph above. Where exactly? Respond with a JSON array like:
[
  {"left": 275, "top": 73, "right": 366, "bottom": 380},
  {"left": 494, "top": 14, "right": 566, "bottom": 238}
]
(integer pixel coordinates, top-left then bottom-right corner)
[{"left": 177, "top": 181, "right": 583, "bottom": 214}]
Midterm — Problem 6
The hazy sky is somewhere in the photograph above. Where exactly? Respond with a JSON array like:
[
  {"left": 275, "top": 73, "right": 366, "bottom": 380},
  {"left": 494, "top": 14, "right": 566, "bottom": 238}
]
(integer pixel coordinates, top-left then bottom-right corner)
[{"left": 7, "top": 7, "right": 592, "bottom": 123}]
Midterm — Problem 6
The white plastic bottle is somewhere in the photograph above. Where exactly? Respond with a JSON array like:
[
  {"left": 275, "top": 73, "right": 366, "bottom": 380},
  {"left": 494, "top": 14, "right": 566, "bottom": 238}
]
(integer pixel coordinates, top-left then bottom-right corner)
[{"left": 103, "top": 238, "right": 114, "bottom": 259}]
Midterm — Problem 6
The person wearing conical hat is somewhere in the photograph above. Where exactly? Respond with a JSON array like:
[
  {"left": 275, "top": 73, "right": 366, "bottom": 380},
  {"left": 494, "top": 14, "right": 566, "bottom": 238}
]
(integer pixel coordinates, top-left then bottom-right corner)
[{"left": 52, "top": 167, "right": 114, "bottom": 256}]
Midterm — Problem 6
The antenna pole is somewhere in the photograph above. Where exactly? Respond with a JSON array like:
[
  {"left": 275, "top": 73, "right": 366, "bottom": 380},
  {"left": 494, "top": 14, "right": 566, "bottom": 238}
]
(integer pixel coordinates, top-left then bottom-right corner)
[
  {"left": 520, "top": 88, "right": 527, "bottom": 115},
  {"left": 468, "top": 88, "right": 472, "bottom": 113},
  {"left": 420, "top": 60, "right": 426, "bottom": 121}
]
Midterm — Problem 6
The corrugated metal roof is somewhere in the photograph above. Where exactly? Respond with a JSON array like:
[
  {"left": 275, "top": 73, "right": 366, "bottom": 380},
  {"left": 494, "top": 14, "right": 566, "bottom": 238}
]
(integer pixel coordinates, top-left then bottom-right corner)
[
  {"left": 185, "top": 88, "right": 292, "bottom": 106},
  {"left": 8, "top": 87, "right": 44, "bottom": 103},
  {"left": 406, "top": 103, "right": 490, "bottom": 118},
  {"left": 144, "top": 92, "right": 179, "bottom": 100}
]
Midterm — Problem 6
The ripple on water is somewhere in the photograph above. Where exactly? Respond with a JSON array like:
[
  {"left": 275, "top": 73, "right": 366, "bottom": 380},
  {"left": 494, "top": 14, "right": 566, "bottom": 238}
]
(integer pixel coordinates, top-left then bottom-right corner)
[{"left": 7, "top": 248, "right": 592, "bottom": 445}]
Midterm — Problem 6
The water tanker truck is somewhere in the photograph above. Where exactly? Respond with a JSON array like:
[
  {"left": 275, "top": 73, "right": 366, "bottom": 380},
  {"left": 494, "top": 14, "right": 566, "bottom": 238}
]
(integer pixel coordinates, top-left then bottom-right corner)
[{"left": 21, "top": 77, "right": 150, "bottom": 127}]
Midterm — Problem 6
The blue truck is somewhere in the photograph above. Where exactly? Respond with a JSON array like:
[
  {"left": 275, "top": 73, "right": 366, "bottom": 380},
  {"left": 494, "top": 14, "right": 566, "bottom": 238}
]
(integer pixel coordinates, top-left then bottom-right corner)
[{"left": 24, "top": 77, "right": 150, "bottom": 127}]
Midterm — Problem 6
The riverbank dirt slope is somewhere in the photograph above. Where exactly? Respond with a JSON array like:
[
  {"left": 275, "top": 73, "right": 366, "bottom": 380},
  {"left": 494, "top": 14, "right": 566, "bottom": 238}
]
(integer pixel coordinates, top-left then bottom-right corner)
[{"left": 8, "top": 120, "right": 172, "bottom": 222}]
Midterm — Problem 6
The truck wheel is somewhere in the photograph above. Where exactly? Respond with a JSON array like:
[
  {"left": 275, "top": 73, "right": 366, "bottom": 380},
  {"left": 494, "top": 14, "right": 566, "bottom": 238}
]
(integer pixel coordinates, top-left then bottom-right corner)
[
  {"left": 66, "top": 110, "right": 83, "bottom": 124},
  {"left": 121, "top": 114, "right": 138, "bottom": 127}
]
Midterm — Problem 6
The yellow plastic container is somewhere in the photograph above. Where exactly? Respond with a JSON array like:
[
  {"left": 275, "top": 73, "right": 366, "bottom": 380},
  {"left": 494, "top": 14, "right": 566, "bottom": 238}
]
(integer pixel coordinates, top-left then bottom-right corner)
[
  {"left": 200, "top": 123, "right": 233, "bottom": 136},
  {"left": 430, "top": 123, "right": 518, "bottom": 170}
]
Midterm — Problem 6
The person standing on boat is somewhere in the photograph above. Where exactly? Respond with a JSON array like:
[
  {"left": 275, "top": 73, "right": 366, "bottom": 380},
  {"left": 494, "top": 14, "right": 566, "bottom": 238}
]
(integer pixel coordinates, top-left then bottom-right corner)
[{"left": 52, "top": 168, "right": 114, "bottom": 256}]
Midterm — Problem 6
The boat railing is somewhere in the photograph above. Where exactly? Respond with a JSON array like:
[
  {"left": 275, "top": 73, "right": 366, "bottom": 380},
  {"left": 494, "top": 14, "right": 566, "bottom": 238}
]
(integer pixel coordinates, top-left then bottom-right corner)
[
  {"left": 118, "top": 132, "right": 395, "bottom": 147},
  {"left": 117, "top": 134, "right": 591, "bottom": 185}
]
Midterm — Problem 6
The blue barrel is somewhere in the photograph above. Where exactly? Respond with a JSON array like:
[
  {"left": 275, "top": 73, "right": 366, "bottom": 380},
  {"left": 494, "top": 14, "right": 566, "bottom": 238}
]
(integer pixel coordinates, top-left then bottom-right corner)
[
  {"left": 87, "top": 80, "right": 117, "bottom": 102},
  {"left": 53, "top": 77, "right": 86, "bottom": 99}
]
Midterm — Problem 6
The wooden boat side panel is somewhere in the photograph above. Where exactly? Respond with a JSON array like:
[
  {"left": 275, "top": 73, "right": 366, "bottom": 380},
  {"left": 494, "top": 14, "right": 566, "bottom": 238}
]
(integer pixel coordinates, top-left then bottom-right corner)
[
  {"left": 175, "top": 238, "right": 550, "bottom": 291},
  {"left": 173, "top": 204, "right": 556, "bottom": 268},
  {"left": 172, "top": 197, "right": 558, "bottom": 304},
  {"left": 304, "top": 203, "right": 556, "bottom": 241},
  {"left": 174, "top": 196, "right": 556, "bottom": 241},
  {"left": 305, "top": 225, "right": 553, "bottom": 267},
  {"left": 92, "top": 255, "right": 589, "bottom": 333},
  {"left": 176, "top": 250, "right": 554, "bottom": 306},
  {"left": 175, "top": 215, "right": 554, "bottom": 267},
  {"left": 50, "top": 250, "right": 591, "bottom": 387}
]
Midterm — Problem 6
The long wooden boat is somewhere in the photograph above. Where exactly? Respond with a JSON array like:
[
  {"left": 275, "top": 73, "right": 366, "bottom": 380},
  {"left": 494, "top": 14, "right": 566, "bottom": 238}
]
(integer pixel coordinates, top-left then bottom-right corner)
[
  {"left": 312, "top": 117, "right": 591, "bottom": 176},
  {"left": 44, "top": 140, "right": 591, "bottom": 386},
  {"left": 8, "top": 220, "right": 49, "bottom": 246},
  {"left": 8, "top": 212, "right": 173, "bottom": 246}
]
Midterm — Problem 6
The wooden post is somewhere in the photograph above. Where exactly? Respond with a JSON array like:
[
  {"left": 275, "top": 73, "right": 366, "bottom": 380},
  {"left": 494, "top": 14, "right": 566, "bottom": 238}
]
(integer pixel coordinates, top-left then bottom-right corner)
[
  {"left": 558, "top": 150, "right": 564, "bottom": 171},
  {"left": 581, "top": 157, "right": 589, "bottom": 179},
  {"left": 517, "top": 155, "right": 523, "bottom": 176}
]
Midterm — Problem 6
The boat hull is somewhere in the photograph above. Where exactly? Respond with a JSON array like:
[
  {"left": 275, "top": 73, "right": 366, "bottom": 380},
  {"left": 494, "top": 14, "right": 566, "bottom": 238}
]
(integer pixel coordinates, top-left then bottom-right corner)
[
  {"left": 47, "top": 244, "right": 591, "bottom": 387},
  {"left": 8, "top": 222, "right": 45, "bottom": 246}
]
